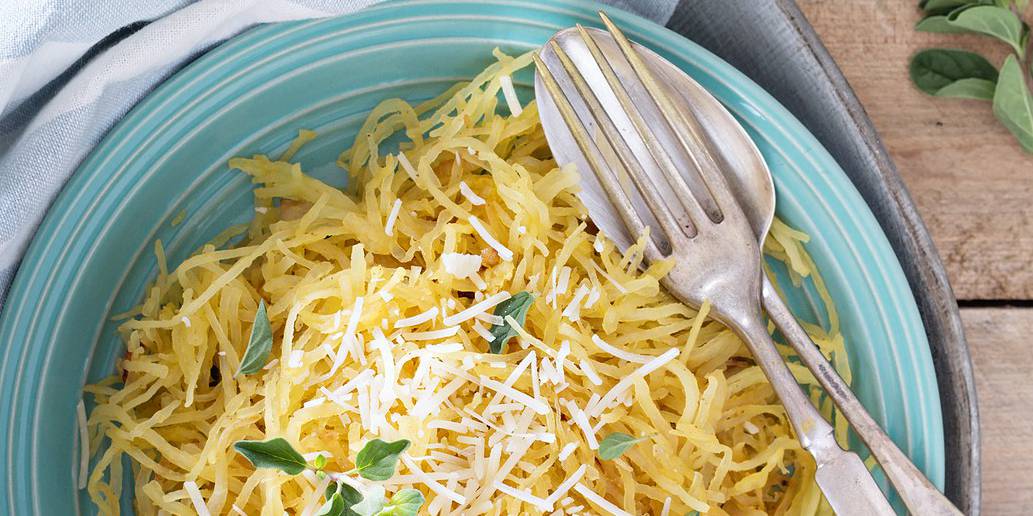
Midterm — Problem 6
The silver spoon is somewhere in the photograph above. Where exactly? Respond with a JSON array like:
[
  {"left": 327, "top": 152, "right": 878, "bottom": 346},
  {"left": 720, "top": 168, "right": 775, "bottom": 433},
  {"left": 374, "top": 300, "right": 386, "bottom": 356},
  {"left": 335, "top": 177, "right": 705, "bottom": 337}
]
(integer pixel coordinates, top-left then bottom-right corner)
[{"left": 534, "top": 12, "right": 959, "bottom": 516}]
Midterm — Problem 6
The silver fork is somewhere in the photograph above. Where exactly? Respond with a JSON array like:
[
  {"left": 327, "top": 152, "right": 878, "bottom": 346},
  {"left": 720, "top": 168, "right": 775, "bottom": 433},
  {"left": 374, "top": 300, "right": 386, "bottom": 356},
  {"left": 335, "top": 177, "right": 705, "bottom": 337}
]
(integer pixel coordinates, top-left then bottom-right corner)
[{"left": 533, "top": 14, "right": 895, "bottom": 515}]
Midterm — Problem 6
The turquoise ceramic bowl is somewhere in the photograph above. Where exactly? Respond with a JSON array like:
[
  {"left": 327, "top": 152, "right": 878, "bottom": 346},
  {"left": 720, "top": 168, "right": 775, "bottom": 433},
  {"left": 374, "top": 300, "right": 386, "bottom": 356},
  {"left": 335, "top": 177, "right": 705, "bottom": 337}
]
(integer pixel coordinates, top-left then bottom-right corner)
[{"left": 0, "top": 0, "right": 943, "bottom": 513}]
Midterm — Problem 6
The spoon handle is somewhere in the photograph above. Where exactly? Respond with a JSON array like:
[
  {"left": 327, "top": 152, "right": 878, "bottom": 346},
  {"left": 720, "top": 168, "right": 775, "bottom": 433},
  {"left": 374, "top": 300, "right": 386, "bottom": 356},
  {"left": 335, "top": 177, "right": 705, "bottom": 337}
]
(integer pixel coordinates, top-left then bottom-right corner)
[{"left": 761, "top": 277, "right": 962, "bottom": 516}]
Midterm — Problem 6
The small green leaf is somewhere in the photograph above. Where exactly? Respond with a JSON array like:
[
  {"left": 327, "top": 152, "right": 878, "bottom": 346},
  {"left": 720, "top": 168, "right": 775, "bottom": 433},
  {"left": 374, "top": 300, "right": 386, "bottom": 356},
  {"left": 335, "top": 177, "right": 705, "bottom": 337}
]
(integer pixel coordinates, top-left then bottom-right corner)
[
  {"left": 377, "top": 489, "right": 425, "bottom": 516},
  {"left": 238, "top": 300, "right": 273, "bottom": 375},
  {"left": 350, "top": 485, "right": 387, "bottom": 516},
  {"left": 935, "top": 77, "right": 998, "bottom": 99},
  {"left": 318, "top": 493, "right": 346, "bottom": 516},
  {"left": 233, "top": 438, "right": 307, "bottom": 475},
  {"left": 909, "top": 49, "right": 999, "bottom": 99},
  {"left": 325, "top": 482, "right": 364, "bottom": 516},
  {"left": 314, "top": 454, "right": 327, "bottom": 470},
  {"left": 947, "top": 5, "right": 1028, "bottom": 56},
  {"left": 325, "top": 482, "right": 340, "bottom": 501},
  {"left": 916, "top": 14, "right": 975, "bottom": 32},
  {"left": 340, "top": 482, "right": 363, "bottom": 507},
  {"left": 921, "top": 0, "right": 987, "bottom": 14},
  {"left": 597, "top": 432, "right": 648, "bottom": 460},
  {"left": 488, "top": 291, "right": 535, "bottom": 354},
  {"left": 992, "top": 55, "right": 1033, "bottom": 153},
  {"left": 355, "top": 439, "right": 410, "bottom": 481}
]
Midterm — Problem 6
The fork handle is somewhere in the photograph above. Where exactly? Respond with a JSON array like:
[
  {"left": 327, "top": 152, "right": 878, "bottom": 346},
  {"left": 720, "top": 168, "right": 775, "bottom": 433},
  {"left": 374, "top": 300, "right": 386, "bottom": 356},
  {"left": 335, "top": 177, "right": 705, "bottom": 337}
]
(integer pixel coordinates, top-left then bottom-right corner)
[
  {"left": 732, "top": 301, "right": 894, "bottom": 516},
  {"left": 761, "top": 277, "right": 962, "bottom": 516}
]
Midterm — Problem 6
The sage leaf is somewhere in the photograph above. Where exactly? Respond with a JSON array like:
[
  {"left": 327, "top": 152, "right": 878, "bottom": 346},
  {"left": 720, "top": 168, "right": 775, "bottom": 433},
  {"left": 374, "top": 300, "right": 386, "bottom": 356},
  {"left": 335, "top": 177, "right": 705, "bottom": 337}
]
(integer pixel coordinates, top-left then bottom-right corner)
[
  {"left": 317, "top": 493, "right": 346, "bottom": 516},
  {"left": 355, "top": 439, "right": 410, "bottom": 481},
  {"left": 947, "top": 5, "right": 1028, "bottom": 56},
  {"left": 992, "top": 55, "right": 1033, "bottom": 153},
  {"left": 350, "top": 485, "right": 387, "bottom": 516},
  {"left": 597, "top": 432, "right": 648, "bottom": 460},
  {"left": 909, "top": 49, "right": 998, "bottom": 99},
  {"left": 233, "top": 438, "right": 307, "bottom": 475},
  {"left": 488, "top": 291, "right": 535, "bottom": 354},
  {"left": 238, "top": 300, "right": 273, "bottom": 375},
  {"left": 377, "top": 489, "right": 425, "bottom": 516}
]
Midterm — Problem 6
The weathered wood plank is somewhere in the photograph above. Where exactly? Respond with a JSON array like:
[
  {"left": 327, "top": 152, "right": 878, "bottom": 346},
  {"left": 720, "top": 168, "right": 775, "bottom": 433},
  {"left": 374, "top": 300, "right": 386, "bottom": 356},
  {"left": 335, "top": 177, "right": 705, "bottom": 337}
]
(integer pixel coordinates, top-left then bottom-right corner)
[
  {"left": 960, "top": 307, "right": 1033, "bottom": 514},
  {"left": 797, "top": 0, "right": 1033, "bottom": 300}
]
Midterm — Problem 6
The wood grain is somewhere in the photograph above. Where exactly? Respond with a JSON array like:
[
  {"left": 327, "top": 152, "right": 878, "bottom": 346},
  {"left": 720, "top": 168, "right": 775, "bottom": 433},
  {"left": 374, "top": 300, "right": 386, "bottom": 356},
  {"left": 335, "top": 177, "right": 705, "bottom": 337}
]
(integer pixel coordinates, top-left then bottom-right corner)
[
  {"left": 797, "top": 0, "right": 1033, "bottom": 300},
  {"left": 961, "top": 307, "right": 1033, "bottom": 513}
]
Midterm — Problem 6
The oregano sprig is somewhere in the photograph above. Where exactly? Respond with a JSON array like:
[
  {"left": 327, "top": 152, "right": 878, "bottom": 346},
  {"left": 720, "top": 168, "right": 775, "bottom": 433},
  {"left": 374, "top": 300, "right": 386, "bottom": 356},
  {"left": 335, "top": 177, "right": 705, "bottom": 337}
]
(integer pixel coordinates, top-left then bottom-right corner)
[
  {"left": 232, "top": 437, "right": 422, "bottom": 515},
  {"left": 911, "top": 0, "right": 1033, "bottom": 153}
]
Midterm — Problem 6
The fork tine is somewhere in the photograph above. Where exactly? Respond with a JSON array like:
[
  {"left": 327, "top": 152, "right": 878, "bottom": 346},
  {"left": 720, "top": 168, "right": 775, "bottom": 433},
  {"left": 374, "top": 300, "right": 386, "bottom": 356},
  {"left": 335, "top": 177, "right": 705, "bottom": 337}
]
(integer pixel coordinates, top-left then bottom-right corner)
[
  {"left": 533, "top": 52, "right": 658, "bottom": 255},
  {"left": 547, "top": 39, "right": 685, "bottom": 243},
  {"left": 598, "top": 11, "right": 740, "bottom": 218},
  {"left": 574, "top": 23, "right": 710, "bottom": 234}
]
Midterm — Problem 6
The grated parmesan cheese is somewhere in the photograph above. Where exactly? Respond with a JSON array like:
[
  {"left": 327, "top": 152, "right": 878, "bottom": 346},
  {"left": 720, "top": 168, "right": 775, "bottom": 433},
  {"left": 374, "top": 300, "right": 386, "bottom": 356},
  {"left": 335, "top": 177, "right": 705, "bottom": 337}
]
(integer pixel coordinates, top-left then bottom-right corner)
[
  {"left": 469, "top": 216, "right": 513, "bottom": 261},
  {"left": 384, "top": 198, "right": 402, "bottom": 236},
  {"left": 441, "top": 253, "right": 482, "bottom": 279},
  {"left": 573, "top": 483, "right": 632, "bottom": 516},
  {"left": 397, "top": 152, "right": 418, "bottom": 181},
  {"left": 591, "top": 334, "right": 654, "bottom": 364},
  {"left": 183, "top": 481, "right": 210, "bottom": 516},
  {"left": 458, "top": 181, "right": 487, "bottom": 206},
  {"left": 394, "top": 306, "right": 439, "bottom": 328}
]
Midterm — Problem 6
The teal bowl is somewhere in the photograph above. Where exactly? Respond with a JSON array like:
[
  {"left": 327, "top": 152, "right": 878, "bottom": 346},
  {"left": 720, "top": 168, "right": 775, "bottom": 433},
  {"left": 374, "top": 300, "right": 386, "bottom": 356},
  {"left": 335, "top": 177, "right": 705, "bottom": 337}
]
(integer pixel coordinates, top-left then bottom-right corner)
[{"left": 0, "top": 0, "right": 943, "bottom": 513}]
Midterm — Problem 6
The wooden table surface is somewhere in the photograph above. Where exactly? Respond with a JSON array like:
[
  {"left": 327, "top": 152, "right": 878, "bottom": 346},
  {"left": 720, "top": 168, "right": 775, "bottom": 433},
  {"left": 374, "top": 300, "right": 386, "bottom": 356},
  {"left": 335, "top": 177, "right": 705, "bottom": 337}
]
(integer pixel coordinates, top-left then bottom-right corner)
[{"left": 795, "top": 2, "right": 1033, "bottom": 513}]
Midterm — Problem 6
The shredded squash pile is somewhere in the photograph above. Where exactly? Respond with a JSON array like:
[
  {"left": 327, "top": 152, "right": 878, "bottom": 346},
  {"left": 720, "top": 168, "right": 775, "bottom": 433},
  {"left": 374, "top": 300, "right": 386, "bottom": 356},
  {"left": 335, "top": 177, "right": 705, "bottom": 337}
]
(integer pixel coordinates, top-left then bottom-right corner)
[{"left": 84, "top": 50, "right": 853, "bottom": 515}]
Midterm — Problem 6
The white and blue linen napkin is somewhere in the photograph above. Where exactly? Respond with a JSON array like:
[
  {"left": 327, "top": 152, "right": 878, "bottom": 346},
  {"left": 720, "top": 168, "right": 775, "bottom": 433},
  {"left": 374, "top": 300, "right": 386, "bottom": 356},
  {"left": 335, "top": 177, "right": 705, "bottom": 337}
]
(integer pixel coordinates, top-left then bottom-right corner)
[{"left": 0, "top": 0, "right": 678, "bottom": 309}]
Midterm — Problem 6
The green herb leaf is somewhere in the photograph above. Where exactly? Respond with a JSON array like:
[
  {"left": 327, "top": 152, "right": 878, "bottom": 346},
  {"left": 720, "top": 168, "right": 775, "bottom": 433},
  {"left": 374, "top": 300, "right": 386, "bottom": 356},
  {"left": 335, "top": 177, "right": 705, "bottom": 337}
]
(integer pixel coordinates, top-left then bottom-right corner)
[
  {"left": 325, "top": 482, "right": 364, "bottom": 516},
  {"left": 488, "top": 291, "right": 535, "bottom": 354},
  {"left": 921, "top": 0, "right": 987, "bottom": 14},
  {"left": 317, "top": 493, "right": 346, "bottom": 516},
  {"left": 325, "top": 482, "right": 340, "bottom": 501},
  {"left": 377, "top": 489, "right": 425, "bottom": 516},
  {"left": 350, "top": 485, "right": 387, "bottom": 516},
  {"left": 909, "top": 49, "right": 999, "bottom": 100},
  {"left": 233, "top": 438, "right": 307, "bottom": 475},
  {"left": 947, "top": 5, "right": 1029, "bottom": 56},
  {"left": 341, "top": 482, "right": 364, "bottom": 507},
  {"left": 935, "top": 77, "right": 998, "bottom": 100},
  {"left": 992, "top": 55, "right": 1033, "bottom": 152},
  {"left": 597, "top": 432, "right": 648, "bottom": 460},
  {"left": 238, "top": 300, "right": 273, "bottom": 375},
  {"left": 314, "top": 454, "right": 328, "bottom": 470},
  {"left": 355, "top": 439, "right": 410, "bottom": 481},
  {"left": 916, "top": 14, "right": 975, "bottom": 33}
]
